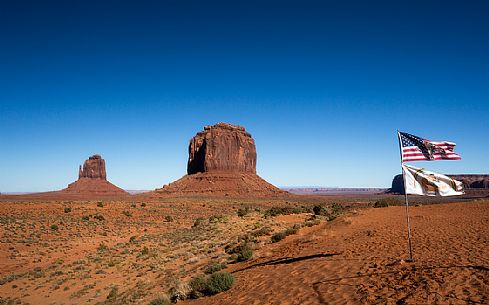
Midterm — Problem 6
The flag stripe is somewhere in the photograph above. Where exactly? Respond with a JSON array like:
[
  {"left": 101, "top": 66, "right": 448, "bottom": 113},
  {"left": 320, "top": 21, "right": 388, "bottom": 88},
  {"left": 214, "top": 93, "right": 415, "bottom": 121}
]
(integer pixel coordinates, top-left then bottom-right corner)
[{"left": 399, "top": 131, "right": 461, "bottom": 162}]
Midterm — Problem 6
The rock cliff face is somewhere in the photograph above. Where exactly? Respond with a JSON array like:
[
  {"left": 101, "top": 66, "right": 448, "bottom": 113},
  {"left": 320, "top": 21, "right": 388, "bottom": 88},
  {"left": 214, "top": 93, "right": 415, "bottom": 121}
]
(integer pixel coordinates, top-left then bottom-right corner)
[
  {"left": 188, "top": 123, "right": 256, "bottom": 174},
  {"left": 79, "top": 155, "right": 107, "bottom": 180},
  {"left": 156, "top": 122, "right": 285, "bottom": 197},
  {"left": 390, "top": 174, "right": 489, "bottom": 194}
]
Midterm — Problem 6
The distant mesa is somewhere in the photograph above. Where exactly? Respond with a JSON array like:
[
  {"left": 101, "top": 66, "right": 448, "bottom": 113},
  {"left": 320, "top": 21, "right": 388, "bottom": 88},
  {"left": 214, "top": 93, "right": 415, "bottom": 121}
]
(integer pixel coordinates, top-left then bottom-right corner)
[
  {"left": 61, "top": 154, "right": 128, "bottom": 196},
  {"left": 155, "top": 122, "right": 285, "bottom": 196},
  {"left": 389, "top": 174, "right": 489, "bottom": 195}
]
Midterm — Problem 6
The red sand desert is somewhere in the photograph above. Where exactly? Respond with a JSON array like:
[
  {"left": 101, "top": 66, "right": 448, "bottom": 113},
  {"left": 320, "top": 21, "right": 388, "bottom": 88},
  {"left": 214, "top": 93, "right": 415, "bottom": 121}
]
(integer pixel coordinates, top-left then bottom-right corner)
[{"left": 0, "top": 196, "right": 487, "bottom": 304}]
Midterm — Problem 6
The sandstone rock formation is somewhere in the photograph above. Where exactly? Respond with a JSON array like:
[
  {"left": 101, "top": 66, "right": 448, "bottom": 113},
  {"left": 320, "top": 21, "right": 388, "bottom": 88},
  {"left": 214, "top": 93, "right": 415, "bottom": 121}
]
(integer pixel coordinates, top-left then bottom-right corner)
[
  {"left": 156, "top": 123, "right": 285, "bottom": 197},
  {"left": 61, "top": 154, "right": 128, "bottom": 196},
  {"left": 389, "top": 174, "right": 489, "bottom": 194},
  {"left": 78, "top": 154, "right": 107, "bottom": 180},
  {"left": 187, "top": 122, "right": 256, "bottom": 174}
]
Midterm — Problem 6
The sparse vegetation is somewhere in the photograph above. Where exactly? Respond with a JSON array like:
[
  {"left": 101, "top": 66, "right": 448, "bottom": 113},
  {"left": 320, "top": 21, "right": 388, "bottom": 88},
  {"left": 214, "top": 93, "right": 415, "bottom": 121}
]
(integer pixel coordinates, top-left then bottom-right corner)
[
  {"left": 97, "top": 201, "right": 104, "bottom": 207},
  {"left": 205, "top": 271, "right": 235, "bottom": 295},
  {"left": 271, "top": 224, "right": 301, "bottom": 243},
  {"left": 237, "top": 207, "right": 250, "bottom": 217},
  {"left": 64, "top": 207, "right": 72, "bottom": 213},
  {"left": 107, "top": 286, "right": 118, "bottom": 300},
  {"left": 50, "top": 224, "right": 59, "bottom": 231},
  {"left": 97, "top": 243, "right": 108, "bottom": 252},
  {"left": 187, "top": 271, "right": 234, "bottom": 298},
  {"left": 165, "top": 215, "right": 174, "bottom": 222},
  {"left": 264, "top": 206, "right": 308, "bottom": 217},
  {"left": 122, "top": 210, "right": 132, "bottom": 217},
  {"left": 148, "top": 296, "right": 171, "bottom": 305},
  {"left": 374, "top": 197, "right": 401, "bottom": 208},
  {"left": 204, "top": 262, "right": 227, "bottom": 274},
  {"left": 271, "top": 231, "right": 287, "bottom": 243},
  {"left": 226, "top": 242, "right": 253, "bottom": 262},
  {"left": 141, "top": 202, "right": 147, "bottom": 207}
]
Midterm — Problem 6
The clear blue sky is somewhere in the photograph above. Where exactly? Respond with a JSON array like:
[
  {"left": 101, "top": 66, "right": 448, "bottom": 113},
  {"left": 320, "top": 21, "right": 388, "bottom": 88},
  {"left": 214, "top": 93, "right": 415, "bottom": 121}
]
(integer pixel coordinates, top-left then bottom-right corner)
[{"left": 1, "top": 1, "right": 488, "bottom": 192}]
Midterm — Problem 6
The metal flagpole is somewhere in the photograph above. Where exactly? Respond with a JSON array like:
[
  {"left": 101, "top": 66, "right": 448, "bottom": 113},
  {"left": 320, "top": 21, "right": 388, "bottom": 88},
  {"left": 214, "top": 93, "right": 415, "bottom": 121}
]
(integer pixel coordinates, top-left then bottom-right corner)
[{"left": 397, "top": 130, "right": 414, "bottom": 262}]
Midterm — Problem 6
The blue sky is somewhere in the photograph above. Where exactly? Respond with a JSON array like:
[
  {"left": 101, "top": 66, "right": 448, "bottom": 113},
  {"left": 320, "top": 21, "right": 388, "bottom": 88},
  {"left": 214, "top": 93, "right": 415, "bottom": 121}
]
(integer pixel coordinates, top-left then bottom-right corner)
[{"left": 1, "top": 0, "right": 488, "bottom": 192}]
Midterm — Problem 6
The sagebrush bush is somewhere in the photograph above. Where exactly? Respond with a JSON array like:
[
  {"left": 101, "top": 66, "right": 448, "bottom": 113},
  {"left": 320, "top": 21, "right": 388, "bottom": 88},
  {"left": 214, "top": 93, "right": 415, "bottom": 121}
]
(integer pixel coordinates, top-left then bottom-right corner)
[
  {"left": 236, "top": 245, "right": 253, "bottom": 262},
  {"left": 204, "top": 262, "right": 227, "bottom": 274},
  {"left": 271, "top": 231, "right": 286, "bottom": 243},
  {"left": 205, "top": 271, "right": 234, "bottom": 295},
  {"left": 148, "top": 297, "right": 171, "bottom": 305},
  {"left": 226, "top": 243, "right": 253, "bottom": 262},
  {"left": 64, "top": 207, "right": 71, "bottom": 213},
  {"left": 264, "top": 206, "right": 307, "bottom": 217},
  {"left": 236, "top": 207, "right": 250, "bottom": 217},
  {"left": 189, "top": 275, "right": 207, "bottom": 299},
  {"left": 374, "top": 197, "right": 401, "bottom": 208}
]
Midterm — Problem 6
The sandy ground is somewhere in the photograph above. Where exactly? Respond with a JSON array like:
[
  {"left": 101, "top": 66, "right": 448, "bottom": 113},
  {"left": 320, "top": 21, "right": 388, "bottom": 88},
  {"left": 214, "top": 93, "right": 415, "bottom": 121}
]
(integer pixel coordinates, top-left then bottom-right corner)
[
  {"left": 1, "top": 197, "right": 487, "bottom": 304},
  {"left": 185, "top": 200, "right": 489, "bottom": 305}
]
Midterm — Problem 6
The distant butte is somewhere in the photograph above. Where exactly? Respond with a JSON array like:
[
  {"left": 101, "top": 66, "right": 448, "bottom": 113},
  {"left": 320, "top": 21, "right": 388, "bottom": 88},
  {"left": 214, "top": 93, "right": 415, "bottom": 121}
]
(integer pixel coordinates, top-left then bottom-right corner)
[
  {"left": 61, "top": 154, "right": 128, "bottom": 196},
  {"left": 155, "top": 122, "right": 286, "bottom": 196}
]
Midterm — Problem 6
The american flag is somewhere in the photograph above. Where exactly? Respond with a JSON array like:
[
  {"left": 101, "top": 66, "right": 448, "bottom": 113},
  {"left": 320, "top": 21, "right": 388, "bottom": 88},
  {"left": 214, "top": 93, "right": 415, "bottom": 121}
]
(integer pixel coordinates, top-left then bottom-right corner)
[{"left": 399, "top": 131, "right": 461, "bottom": 162}]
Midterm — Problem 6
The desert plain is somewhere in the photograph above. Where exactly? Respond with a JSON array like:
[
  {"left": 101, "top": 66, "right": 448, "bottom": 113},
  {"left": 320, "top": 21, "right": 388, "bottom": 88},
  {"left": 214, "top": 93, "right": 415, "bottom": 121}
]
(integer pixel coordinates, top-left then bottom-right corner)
[{"left": 0, "top": 194, "right": 487, "bottom": 305}]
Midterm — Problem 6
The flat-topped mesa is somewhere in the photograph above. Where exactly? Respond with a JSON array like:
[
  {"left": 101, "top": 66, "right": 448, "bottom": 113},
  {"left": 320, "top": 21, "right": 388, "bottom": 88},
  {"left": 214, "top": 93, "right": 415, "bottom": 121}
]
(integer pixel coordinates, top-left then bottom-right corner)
[
  {"left": 78, "top": 154, "right": 107, "bottom": 180},
  {"left": 187, "top": 122, "right": 257, "bottom": 175}
]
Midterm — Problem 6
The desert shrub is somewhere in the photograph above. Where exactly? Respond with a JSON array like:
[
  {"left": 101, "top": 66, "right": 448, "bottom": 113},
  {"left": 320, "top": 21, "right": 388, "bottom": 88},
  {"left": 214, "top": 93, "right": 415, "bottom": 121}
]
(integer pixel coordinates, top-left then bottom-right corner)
[
  {"left": 313, "top": 205, "right": 326, "bottom": 216},
  {"left": 129, "top": 236, "right": 137, "bottom": 243},
  {"left": 164, "top": 215, "right": 173, "bottom": 222},
  {"left": 93, "top": 214, "right": 105, "bottom": 221},
  {"left": 141, "top": 202, "right": 147, "bottom": 207},
  {"left": 271, "top": 231, "right": 287, "bottom": 243},
  {"left": 204, "top": 262, "right": 227, "bottom": 274},
  {"left": 97, "top": 243, "right": 108, "bottom": 252},
  {"left": 188, "top": 275, "right": 207, "bottom": 299},
  {"left": 264, "top": 206, "right": 306, "bottom": 217},
  {"left": 148, "top": 297, "right": 171, "bottom": 305},
  {"left": 64, "top": 207, "right": 72, "bottom": 213},
  {"left": 226, "top": 243, "right": 253, "bottom": 262},
  {"left": 209, "top": 214, "right": 227, "bottom": 223},
  {"left": 304, "top": 218, "right": 321, "bottom": 227},
  {"left": 374, "top": 197, "right": 401, "bottom": 208},
  {"left": 141, "top": 246, "right": 149, "bottom": 255},
  {"left": 131, "top": 203, "right": 137, "bottom": 208},
  {"left": 236, "top": 245, "right": 253, "bottom": 262},
  {"left": 122, "top": 210, "right": 132, "bottom": 217},
  {"left": 107, "top": 286, "right": 118, "bottom": 300},
  {"left": 236, "top": 207, "right": 250, "bottom": 217},
  {"left": 50, "top": 224, "right": 59, "bottom": 231},
  {"left": 205, "top": 271, "right": 234, "bottom": 295},
  {"left": 169, "top": 282, "right": 191, "bottom": 302},
  {"left": 192, "top": 217, "right": 205, "bottom": 228},
  {"left": 97, "top": 201, "right": 104, "bottom": 207},
  {"left": 250, "top": 226, "right": 272, "bottom": 237},
  {"left": 284, "top": 224, "right": 300, "bottom": 236},
  {"left": 82, "top": 215, "right": 90, "bottom": 221}
]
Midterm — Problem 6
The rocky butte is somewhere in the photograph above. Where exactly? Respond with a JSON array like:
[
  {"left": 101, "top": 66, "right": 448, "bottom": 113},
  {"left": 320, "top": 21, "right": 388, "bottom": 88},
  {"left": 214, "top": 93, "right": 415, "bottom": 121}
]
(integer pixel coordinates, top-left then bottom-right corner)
[
  {"left": 61, "top": 154, "right": 128, "bottom": 196},
  {"left": 155, "top": 122, "right": 285, "bottom": 196}
]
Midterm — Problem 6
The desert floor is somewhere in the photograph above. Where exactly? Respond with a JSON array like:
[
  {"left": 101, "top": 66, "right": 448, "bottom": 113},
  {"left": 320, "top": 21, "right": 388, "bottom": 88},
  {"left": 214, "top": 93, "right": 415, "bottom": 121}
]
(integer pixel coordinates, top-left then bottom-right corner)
[{"left": 0, "top": 196, "right": 487, "bottom": 305}]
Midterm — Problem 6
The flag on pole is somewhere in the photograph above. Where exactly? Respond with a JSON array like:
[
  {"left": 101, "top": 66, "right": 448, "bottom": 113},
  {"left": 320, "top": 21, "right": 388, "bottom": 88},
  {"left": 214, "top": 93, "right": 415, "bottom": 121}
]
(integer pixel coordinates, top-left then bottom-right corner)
[
  {"left": 399, "top": 131, "right": 461, "bottom": 162},
  {"left": 402, "top": 164, "right": 464, "bottom": 196}
]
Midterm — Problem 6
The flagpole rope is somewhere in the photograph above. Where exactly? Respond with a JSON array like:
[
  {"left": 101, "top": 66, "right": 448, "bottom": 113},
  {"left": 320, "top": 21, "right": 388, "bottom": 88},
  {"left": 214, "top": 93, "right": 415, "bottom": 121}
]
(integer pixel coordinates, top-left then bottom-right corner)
[{"left": 398, "top": 130, "right": 414, "bottom": 262}]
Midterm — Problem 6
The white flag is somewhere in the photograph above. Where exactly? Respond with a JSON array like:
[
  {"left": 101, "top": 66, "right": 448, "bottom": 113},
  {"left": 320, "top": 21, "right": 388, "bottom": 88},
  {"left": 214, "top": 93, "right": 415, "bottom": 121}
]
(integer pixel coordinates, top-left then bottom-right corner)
[{"left": 402, "top": 164, "right": 464, "bottom": 196}]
